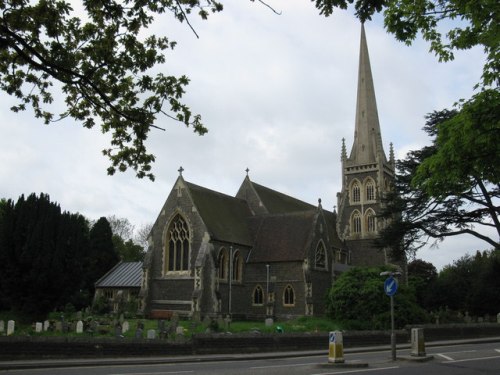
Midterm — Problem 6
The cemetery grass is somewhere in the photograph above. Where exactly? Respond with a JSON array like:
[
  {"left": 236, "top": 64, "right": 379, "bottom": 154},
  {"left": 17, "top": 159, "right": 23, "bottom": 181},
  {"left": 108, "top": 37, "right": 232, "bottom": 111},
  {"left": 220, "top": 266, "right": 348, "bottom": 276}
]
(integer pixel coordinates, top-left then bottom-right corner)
[{"left": 0, "top": 312, "right": 341, "bottom": 338}]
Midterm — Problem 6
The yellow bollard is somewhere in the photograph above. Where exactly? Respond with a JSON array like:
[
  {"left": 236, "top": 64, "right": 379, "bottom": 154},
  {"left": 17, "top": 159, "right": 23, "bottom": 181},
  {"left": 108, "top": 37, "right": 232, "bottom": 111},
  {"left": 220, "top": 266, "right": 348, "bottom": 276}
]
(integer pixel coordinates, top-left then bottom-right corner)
[{"left": 328, "top": 331, "right": 345, "bottom": 363}]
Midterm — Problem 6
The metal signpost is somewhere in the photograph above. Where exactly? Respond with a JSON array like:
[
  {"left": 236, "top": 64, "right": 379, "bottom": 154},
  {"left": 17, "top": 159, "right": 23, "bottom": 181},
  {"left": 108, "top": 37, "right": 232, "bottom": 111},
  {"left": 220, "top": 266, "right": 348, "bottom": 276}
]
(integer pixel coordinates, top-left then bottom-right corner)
[{"left": 380, "top": 271, "right": 400, "bottom": 361}]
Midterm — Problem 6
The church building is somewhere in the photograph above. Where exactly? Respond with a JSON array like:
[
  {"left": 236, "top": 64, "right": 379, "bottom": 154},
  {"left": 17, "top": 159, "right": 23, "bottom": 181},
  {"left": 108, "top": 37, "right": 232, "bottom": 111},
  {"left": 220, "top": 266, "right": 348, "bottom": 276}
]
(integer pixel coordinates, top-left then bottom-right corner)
[{"left": 138, "top": 25, "right": 395, "bottom": 320}]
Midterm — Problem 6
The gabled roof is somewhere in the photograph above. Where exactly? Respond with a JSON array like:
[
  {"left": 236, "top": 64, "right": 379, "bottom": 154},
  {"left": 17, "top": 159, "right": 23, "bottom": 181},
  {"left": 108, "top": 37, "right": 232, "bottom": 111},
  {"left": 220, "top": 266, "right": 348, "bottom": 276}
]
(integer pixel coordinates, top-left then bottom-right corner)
[
  {"left": 250, "top": 181, "right": 316, "bottom": 214},
  {"left": 186, "top": 181, "right": 253, "bottom": 246},
  {"left": 248, "top": 210, "right": 317, "bottom": 263},
  {"left": 95, "top": 261, "right": 142, "bottom": 288}
]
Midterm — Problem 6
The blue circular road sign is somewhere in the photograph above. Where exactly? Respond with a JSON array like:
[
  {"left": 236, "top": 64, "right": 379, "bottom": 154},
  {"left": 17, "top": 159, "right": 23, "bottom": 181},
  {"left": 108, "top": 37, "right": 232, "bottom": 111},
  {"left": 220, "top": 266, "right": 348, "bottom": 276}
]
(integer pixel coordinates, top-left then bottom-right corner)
[{"left": 384, "top": 276, "right": 398, "bottom": 296}]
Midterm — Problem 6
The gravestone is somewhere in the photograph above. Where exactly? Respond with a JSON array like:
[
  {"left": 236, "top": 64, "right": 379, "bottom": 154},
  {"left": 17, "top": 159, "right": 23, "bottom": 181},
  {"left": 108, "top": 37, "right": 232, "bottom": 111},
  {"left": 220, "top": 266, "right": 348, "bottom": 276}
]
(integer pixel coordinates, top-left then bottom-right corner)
[
  {"left": 176, "top": 326, "right": 184, "bottom": 336},
  {"left": 7, "top": 320, "right": 15, "bottom": 336},
  {"left": 0, "top": 320, "right": 4, "bottom": 333},
  {"left": 35, "top": 322, "right": 43, "bottom": 333},
  {"left": 114, "top": 323, "right": 123, "bottom": 338},
  {"left": 55, "top": 321, "right": 62, "bottom": 332},
  {"left": 147, "top": 329, "right": 156, "bottom": 339},
  {"left": 202, "top": 315, "right": 211, "bottom": 329},
  {"left": 217, "top": 316, "right": 225, "bottom": 331},
  {"left": 265, "top": 318, "right": 274, "bottom": 327},
  {"left": 122, "top": 321, "right": 129, "bottom": 333},
  {"left": 43, "top": 320, "right": 50, "bottom": 332},
  {"left": 119, "top": 313, "right": 125, "bottom": 324},
  {"left": 135, "top": 327, "right": 143, "bottom": 339},
  {"left": 76, "top": 320, "right": 83, "bottom": 334},
  {"left": 223, "top": 315, "right": 231, "bottom": 332}
]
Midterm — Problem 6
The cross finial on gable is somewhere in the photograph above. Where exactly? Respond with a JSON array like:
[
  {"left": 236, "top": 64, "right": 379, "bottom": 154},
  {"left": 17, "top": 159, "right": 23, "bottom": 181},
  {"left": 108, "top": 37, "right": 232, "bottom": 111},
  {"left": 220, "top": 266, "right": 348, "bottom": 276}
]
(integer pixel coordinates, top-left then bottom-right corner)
[
  {"left": 245, "top": 168, "right": 250, "bottom": 176},
  {"left": 178, "top": 166, "right": 184, "bottom": 176}
]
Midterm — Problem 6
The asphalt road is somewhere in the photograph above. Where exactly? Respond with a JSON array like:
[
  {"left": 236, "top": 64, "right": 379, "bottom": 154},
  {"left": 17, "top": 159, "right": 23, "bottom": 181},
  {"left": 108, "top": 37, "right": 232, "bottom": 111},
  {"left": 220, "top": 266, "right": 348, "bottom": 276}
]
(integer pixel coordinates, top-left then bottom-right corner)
[{"left": 1, "top": 341, "right": 500, "bottom": 375}]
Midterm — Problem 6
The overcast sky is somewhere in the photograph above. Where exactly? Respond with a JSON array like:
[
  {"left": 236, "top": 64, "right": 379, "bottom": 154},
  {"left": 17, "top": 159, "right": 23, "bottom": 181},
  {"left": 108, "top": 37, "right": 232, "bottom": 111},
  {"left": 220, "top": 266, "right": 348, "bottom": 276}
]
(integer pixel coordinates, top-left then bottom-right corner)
[{"left": 0, "top": 2, "right": 492, "bottom": 270}]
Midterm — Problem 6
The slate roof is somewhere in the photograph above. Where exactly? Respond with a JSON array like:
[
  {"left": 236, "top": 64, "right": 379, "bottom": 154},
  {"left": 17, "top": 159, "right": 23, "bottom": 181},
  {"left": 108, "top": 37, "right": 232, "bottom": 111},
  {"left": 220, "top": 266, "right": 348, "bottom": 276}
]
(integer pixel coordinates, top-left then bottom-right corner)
[
  {"left": 95, "top": 261, "right": 143, "bottom": 288},
  {"left": 186, "top": 181, "right": 254, "bottom": 246},
  {"left": 248, "top": 210, "right": 317, "bottom": 263},
  {"left": 251, "top": 181, "right": 316, "bottom": 214}
]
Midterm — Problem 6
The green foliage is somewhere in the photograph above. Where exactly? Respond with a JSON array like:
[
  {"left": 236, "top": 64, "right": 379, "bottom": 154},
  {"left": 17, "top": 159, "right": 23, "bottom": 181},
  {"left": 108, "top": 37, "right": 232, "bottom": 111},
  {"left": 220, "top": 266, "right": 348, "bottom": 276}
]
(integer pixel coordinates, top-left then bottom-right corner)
[
  {"left": 326, "top": 266, "right": 429, "bottom": 329},
  {"left": 314, "top": 0, "right": 498, "bottom": 88},
  {"left": 407, "top": 259, "right": 437, "bottom": 310},
  {"left": 425, "top": 250, "right": 500, "bottom": 316},
  {"left": 113, "top": 235, "right": 145, "bottom": 261},
  {"left": 0, "top": 1, "right": 224, "bottom": 180},
  {"left": 378, "top": 94, "right": 500, "bottom": 256},
  {"left": 86, "top": 217, "right": 120, "bottom": 294},
  {"left": 0, "top": 193, "right": 92, "bottom": 319}
]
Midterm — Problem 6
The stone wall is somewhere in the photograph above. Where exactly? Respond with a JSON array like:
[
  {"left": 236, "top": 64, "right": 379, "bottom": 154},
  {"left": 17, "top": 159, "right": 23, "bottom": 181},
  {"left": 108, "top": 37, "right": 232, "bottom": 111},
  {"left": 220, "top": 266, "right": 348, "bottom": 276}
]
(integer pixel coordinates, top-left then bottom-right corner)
[{"left": 1, "top": 323, "right": 499, "bottom": 360}]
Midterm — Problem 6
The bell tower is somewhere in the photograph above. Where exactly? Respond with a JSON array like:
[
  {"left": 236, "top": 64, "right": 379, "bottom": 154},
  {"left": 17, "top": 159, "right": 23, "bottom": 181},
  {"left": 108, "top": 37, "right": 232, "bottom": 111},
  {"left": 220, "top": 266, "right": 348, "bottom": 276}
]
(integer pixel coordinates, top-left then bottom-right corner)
[{"left": 336, "top": 24, "right": 395, "bottom": 266}]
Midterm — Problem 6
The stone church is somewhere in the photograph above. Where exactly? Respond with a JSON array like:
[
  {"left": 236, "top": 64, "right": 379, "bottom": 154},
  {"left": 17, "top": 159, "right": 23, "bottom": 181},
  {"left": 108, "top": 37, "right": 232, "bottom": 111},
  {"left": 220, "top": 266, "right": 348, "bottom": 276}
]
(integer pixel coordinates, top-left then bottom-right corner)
[{"left": 138, "top": 25, "right": 395, "bottom": 320}]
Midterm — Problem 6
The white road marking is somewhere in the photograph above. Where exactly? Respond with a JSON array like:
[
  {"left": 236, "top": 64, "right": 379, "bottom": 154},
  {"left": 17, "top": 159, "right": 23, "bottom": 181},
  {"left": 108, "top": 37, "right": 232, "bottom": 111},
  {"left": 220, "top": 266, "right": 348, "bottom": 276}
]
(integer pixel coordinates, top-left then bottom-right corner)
[
  {"left": 311, "top": 366, "right": 399, "bottom": 375},
  {"left": 110, "top": 371, "right": 194, "bottom": 375},
  {"left": 495, "top": 349, "right": 500, "bottom": 353},
  {"left": 251, "top": 362, "right": 313, "bottom": 369},
  {"left": 444, "top": 355, "right": 500, "bottom": 363},
  {"left": 437, "top": 353, "right": 454, "bottom": 361}
]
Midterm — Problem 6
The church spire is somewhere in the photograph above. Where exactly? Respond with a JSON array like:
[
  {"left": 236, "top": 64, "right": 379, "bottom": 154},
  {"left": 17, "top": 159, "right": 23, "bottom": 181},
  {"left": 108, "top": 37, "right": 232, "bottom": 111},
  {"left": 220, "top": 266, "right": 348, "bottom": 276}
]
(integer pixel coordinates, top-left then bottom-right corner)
[{"left": 349, "top": 23, "right": 386, "bottom": 165}]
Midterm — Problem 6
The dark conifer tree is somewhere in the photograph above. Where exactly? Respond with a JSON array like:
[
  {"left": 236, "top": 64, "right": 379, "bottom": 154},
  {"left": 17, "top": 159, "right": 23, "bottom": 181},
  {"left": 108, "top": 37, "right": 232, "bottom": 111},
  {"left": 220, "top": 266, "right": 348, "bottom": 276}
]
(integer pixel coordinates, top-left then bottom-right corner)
[{"left": 85, "top": 217, "right": 119, "bottom": 296}]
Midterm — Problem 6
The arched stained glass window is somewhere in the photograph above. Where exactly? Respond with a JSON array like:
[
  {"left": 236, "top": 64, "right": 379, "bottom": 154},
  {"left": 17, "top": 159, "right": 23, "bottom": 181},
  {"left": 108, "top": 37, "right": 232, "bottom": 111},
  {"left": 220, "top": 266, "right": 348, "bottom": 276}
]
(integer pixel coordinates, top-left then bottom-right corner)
[
  {"left": 315, "top": 242, "right": 327, "bottom": 269},
  {"left": 366, "top": 210, "right": 376, "bottom": 233},
  {"left": 352, "top": 181, "right": 361, "bottom": 203},
  {"left": 253, "top": 285, "right": 264, "bottom": 305},
  {"left": 284, "top": 285, "right": 295, "bottom": 306},
  {"left": 352, "top": 211, "right": 362, "bottom": 234},
  {"left": 165, "top": 215, "right": 190, "bottom": 272},
  {"left": 366, "top": 179, "right": 375, "bottom": 201},
  {"left": 217, "top": 248, "right": 228, "bottom": 280}
]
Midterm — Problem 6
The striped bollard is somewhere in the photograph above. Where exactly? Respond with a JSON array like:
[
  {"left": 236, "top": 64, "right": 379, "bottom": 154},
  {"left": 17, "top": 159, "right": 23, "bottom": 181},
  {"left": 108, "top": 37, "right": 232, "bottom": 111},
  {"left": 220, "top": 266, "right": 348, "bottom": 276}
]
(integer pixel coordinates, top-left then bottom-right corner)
[{"left": 328, "top": 331, "right": 344, "bottom": 363}]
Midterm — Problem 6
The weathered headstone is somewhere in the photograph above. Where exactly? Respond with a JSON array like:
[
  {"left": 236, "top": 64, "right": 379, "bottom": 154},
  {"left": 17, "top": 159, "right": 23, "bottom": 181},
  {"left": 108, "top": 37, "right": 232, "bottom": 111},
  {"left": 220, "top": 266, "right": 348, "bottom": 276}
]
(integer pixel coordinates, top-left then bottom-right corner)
[
  {"left": 147, "top": 329, "right": 156, "bottom": 339},
  {"left": 7, "top": 320, "right": 15, "bottom": 336},
  {"left": 0, "top": 320, "right": 4, "bottom": 333},
  {"left": 55, "top": 321, "right": 63, "bottom": 332},
  {"left": 122, "top": 321, "right": 129, "bottom": 333},
  {"left": 217, "top": 316, "right": 225, "bottom": 331},
  {"left": 114, "top": 324, "right": 123, "bottom": 338},
  {"left": 176, "top": 326, "right": 184, "bottom": 336},
  {"left": 223, "top": 315, "right": 231, "bottom": 332},
  {"left": 135, "top": 327, "right": 143, "bottom": 339},
  {"left": 202, "top": 315, "right": 211, "bottom": 328},
  {"left": 76, "top": 320, "right": 83, "bottom": 334},
  {"left": 35, "top": 322, "right": 43, "bottom": 333},
  {"left": 43, "top": 320, "right": 50, "bottom": 332},
  {"left": 265, "top": 318, "right": 274, "bottom": 327}
]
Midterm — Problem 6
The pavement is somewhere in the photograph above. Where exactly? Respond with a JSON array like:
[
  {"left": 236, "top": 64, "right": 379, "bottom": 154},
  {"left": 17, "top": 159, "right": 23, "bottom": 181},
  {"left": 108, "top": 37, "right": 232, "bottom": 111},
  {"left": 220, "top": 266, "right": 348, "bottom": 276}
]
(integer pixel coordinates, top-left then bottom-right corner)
[{"left": 0, "top": 336, "right": 499, "bottom": 370}]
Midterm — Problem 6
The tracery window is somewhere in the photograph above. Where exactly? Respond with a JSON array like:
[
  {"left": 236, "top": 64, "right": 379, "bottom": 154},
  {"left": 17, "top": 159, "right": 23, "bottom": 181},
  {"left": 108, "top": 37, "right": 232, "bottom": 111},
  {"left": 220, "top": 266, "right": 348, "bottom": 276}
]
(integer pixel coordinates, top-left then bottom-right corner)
[
  {"left": 315, "top": 242, "right": 327, "bottom": 269},
  {"left": 232, "top": 250, "right": 242, "bottom": 282},
  {"left": 253, "top": 285, "right": 264, "bottom": 305},
  {"left": 217, "top": 248, "right": 228, "bottom": 280},
  {"left": 366, "top": 180, "right": 375, "bottom": 201},
  {"left": 352, "top": 211, "right": 362, "bottom": 234},
  {"left": 366, "top": 210, "right": 376, "bottom": 233},
  {"left": 165, "top": 214, "right": 190, "bottom": 272},
  {"left": 352, "top": 181, "right": 361, "bottom": 203},
  {"left": 283, "top": 285, "right": 295, "bottom": 306}
]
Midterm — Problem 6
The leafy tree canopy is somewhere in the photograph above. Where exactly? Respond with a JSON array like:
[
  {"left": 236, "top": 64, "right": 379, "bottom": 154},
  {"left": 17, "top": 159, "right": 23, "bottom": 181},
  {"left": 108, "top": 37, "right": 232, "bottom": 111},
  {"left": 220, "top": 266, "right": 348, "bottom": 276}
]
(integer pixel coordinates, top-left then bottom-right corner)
[
  {"left": 0, "top": 0, "right": 222, "bottom": 180},
  {"left": 326, "top": 266, "right": 429, "bottom": 329},
  {"left": 2, "top": 1, "right": 496, "bottom": 179},
  {"left": 378, "top": 92, "right": 499, "bottom": 258},
  {"left": 315, "top": 0, "right": 498, "bottom": 88}
]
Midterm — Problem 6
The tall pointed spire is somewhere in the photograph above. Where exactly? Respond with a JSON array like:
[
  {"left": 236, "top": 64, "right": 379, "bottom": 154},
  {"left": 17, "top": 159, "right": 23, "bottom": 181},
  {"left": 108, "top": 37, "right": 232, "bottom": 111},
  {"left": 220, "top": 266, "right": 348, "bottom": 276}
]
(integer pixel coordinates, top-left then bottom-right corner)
[{"left": 349, "top": 24, "right": 386, "bottom": 165}]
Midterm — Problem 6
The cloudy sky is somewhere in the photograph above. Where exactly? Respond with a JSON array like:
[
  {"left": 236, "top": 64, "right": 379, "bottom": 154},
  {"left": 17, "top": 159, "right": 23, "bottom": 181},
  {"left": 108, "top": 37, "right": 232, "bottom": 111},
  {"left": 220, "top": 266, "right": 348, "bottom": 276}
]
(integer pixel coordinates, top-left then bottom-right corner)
[{"left": 0, "top": 2, "right": 491, "bottom": 270}]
